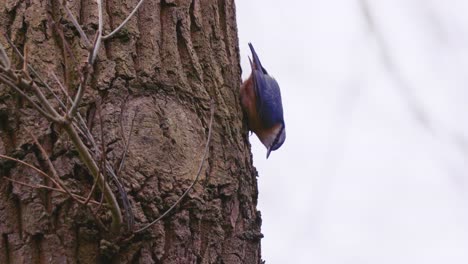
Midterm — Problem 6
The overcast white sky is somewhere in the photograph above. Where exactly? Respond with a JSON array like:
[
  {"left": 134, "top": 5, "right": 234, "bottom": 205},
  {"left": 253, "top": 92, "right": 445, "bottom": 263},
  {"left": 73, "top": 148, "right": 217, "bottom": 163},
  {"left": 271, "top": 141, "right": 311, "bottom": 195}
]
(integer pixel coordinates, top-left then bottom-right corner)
[{"left": 236, "top": 1, "right": 468, "bottom": 263}]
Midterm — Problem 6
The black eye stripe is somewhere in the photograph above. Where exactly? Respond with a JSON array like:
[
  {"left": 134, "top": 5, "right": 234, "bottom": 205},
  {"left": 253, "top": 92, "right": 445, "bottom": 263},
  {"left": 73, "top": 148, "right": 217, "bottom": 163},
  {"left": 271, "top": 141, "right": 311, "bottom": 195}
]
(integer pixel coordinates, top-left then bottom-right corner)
[{"left": 272, "top": 125, "right": 284, "bottom": 148}]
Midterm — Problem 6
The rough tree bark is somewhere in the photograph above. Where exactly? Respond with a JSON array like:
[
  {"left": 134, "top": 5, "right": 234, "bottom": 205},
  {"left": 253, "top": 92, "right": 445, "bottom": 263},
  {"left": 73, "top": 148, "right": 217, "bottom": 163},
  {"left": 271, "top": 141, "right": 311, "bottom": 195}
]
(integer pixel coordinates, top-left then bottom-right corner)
[{"left": 0, "top": 0, "right": 263, "bottom": 263}]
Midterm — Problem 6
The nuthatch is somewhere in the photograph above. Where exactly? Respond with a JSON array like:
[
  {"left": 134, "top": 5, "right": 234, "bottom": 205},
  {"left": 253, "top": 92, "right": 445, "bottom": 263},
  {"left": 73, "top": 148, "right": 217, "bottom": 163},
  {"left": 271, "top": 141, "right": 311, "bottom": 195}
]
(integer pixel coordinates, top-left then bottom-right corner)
[{"left": 240, "top": 43, "right": 285, "bottom": 158}]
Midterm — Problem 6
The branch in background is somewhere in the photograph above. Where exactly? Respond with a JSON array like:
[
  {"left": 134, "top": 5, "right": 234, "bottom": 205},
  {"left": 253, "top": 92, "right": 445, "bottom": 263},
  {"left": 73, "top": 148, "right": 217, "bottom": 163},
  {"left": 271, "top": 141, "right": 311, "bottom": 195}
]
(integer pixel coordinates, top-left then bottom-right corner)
[
  {"left": 135, "top": 100, "right": 215, "bottom": 233},
  {"left": 359, "top": 0, "right": 432, "bottom": 130},
  {"left": 360, "top": 0, "right": 468, "bottom": 177}
]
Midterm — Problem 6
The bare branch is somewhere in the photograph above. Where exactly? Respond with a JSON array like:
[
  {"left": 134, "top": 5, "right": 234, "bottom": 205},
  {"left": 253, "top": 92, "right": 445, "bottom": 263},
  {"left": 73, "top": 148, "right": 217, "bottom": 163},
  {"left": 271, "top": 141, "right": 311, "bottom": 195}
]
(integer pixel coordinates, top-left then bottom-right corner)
[
  {"left": 84, "top": 167, "right": 101, "bottom": 205},
  {"left": 0, "top": 152, "right": 102, "bottom": 205},
  {"left": 21, "top": 80, "right": 62, "bottom": 119},
  {"left": 84, "top": 99, "right": 106, "bottom": 206},
  {"left": 97, "top": 0, "right": 103, "bottom": 35},
  {"left": 52, "top": 72, "right": 96, "bottom": 141},
  {"left": 68, "top": 72, "right": 88, "bottom": 118},
  {"left": 2, "top": 14, "right": 124, "bottom": 233},
  {"left": 61, "top": 1, "right": 91, "bottom": 48},
  {"left": 90, "top": 35, "right": 102, "bottom": 65},
  {"left": 0, "top": 154, "right": 52, "bottom": 180},
  {"left": 0, "top": 74, "right": 62, "bottom": 123},
  {"left": 115, "top": 105, "right": 138, "bottom": 231},
  {"left": 5, "top": 36, "right": 53, "bottom": 90},
  {"left": 135, "top": 100, "right": 215, "bottom": 233},
  {"left": 102, "top": 0, "right": 146, "bottom": 40},
  {"left": 63, "top": 122, "right": 123, "bottom": 233},
  {"left": 51, "top": 72, "right": 70, "bottom": 103},
  {"left": 28, "top": 129, "right": 86, "bottom": 205},
  {"left": 54, "top": 74, "right": 126, "bottom": 231},
  {"left": 1, "top": 148, "right": 75, "bottom": 204},
  {"left": 359, "top": 0, "right": 431, "bottom": 130},
  {"left": 69, "top": 95, "right": 134, "bottom": 230},
  {"left": 46, "top": 72, "right": 69, "bottom": 112},
  {"left": 0, "top": 41, "right": 10, "bottom": 70},
  {"left": 68, "top": 30, "right": 98, "bottom": 118},
  {"left": 117, "top": 110, "right": 137, "bottom": 176},
  {"left": 90, "top": 0, "right": 103, "bottom": 64},
  {"left": 4, "top": 177, "right": 101, "bottom": 205},
  {"left": 57, "top": 80, "right": 102, "bottom": 162},
  {"left": 4, "top": 37, "right": 64, "bottom": 118},
  {"left": 22, "top": 45, "right": 32, "bottom": 81},
  {"left": 52, "top": 72, "right": 90, "bottom": 131}
]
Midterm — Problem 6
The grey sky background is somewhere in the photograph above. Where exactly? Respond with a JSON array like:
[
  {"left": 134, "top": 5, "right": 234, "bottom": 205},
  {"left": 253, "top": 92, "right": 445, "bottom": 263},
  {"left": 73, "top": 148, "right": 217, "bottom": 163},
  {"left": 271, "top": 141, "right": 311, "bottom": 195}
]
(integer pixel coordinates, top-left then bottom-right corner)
[{"left": 236, "top": 1, "right": 468, "bottom": 263}]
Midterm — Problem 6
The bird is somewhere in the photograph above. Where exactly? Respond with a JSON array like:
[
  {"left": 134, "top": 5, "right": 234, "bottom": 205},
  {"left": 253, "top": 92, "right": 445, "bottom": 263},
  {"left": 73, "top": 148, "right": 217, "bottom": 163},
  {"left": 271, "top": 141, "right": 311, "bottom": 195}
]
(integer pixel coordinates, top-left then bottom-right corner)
[{"left": 240, "top": 43, "right": 285, "bottom": 158}]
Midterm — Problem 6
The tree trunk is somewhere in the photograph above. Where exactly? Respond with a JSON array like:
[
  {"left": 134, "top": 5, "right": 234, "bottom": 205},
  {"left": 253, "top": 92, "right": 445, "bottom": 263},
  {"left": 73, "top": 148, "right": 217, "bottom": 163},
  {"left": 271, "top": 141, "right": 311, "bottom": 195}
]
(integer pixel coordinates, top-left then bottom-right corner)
[{"left": 0, "top": 0, "right": 262, "bottom": 263}]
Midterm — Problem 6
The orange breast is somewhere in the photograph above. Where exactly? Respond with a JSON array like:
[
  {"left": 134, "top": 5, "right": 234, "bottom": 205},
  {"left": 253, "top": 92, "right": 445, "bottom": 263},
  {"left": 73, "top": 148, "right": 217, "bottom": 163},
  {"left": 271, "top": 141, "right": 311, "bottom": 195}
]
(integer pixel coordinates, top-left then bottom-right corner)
[{"left": 240, "top": 75, "right": 262, "bottom": 132}]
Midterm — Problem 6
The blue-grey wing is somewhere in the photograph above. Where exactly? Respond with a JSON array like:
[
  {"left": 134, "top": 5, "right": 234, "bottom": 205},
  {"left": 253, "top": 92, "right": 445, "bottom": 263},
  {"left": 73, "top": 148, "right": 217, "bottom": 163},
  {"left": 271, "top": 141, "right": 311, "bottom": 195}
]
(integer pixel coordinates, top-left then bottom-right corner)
[{"left": 253, "top": 69, "right": 284, "bottom": 128}]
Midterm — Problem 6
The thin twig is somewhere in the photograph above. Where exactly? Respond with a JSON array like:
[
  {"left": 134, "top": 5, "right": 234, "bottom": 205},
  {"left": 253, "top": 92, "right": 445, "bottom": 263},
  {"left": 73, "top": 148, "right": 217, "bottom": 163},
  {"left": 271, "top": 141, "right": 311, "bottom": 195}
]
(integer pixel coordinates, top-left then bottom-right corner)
[
  {"left": 4, "top": 177, "right": 101, "bottom": 205},
  {"left": 67, "top": 78, "right": 85, "bottom": 118},
  {"left": 62, "top": 1, "right": 91, "bottom": 48},
  {"left": 19, "top": 79, "right": 62, "bottom": 119},
  {"left": 84, "top": 164, "right": 101, "bottom": 205},
  {"left": 90, "top": 0, "right": 103, "bottom": 63},
  {"left": 51, "top": 72, "right": 70, "bottom": 103},
  {"left": 119, "top": 97, "right": 129, "bottom": 149},
  {"left": 95, "top": 191, "right": 105, "bottom": 215},
  {"left": 1, "top": 17, "right": 123, "bottom": 233},
  {"left": 102, "top": 0, "right": 146, "bottom": 40},
  {"left": 117, "top": 110, "right": 137, "bottom": 176},
  {"left": 49, "top": 72, "right": 70, "bottom": 111},
  {"left": 359, "top": 0, "right": 431, "bottom": 130},
  {"left": 0, "top": 154, "right": 54, "bottom": 181},
  {"left": 90, "top": 35, "right": 102, "bottom": 64},
  {"left": 62, "top": 122, "right": 123, "bottom": 233},
  {"left": 0, "top": 41, "right": 11, "bottom": 70},
  {"left": 4, "top": 36, "right": 63, "bottom": 118},
  {"left": 1, "top": 37, "right": 61, "bottom": 117},
  {"left": 83, "top": 204, "right": 109, "bottom": 232},
  {"left": 115, "top": 106, "right": 137, "bottom": 231},
  {"left": 68, "top": 32, "right": 97, "bottom": 118},
  {"left": 53, "top": 73, "right": 96, "bottom": 149},
  {"left": 84, "top": 99, "right": 106, "bottom": 206},
  {"left": 135, "top": 101, "right": 215, "bottom": 233},
  {"left": 54, "top": 69, "right": 101, "bottom": 161},
  {"left": 22, "top": 45, "right": 31, "bottom": 81},
  {"left": 0, "top": 74, "right": 62, "bottom": 123},
  {"left": 28, "top": 129, "right": 84, "bottom": 205},
  {"left": 52, "top": 72, "right": 88, "bottom": 129},
  {"left": 1, "top": 141, "right": 88, "bottom": 207}
]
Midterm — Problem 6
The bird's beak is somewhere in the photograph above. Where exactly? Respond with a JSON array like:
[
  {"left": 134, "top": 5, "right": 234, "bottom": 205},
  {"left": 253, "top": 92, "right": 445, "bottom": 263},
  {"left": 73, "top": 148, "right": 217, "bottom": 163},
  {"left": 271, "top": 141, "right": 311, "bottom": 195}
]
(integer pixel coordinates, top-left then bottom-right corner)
[{"left": 266, "top": 147, "right": 272, "bottom": 159}]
